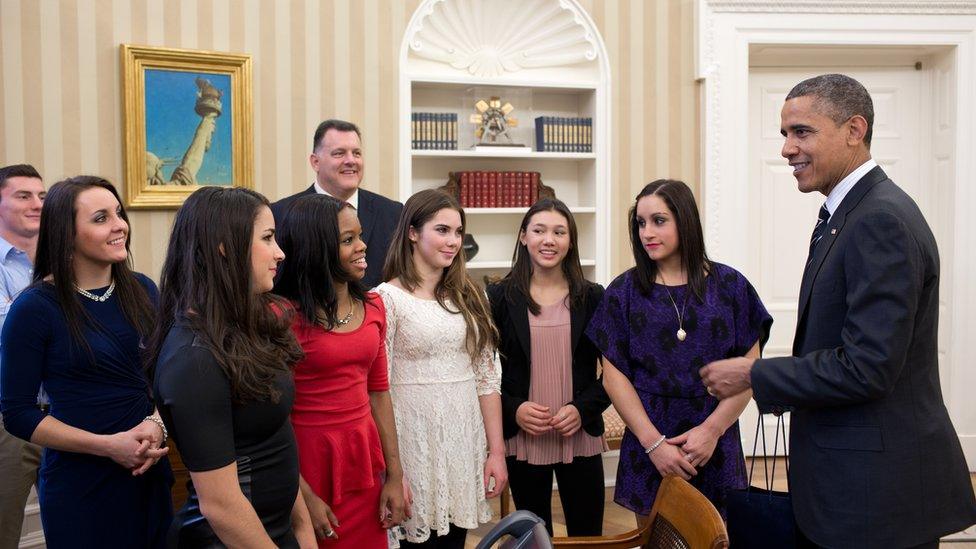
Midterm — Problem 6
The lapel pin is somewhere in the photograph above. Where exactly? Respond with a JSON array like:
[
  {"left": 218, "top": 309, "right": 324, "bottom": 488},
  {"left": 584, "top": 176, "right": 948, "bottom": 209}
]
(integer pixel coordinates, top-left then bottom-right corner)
[{"left": 830, "top": 229, "right": 837, "bottom": 235}]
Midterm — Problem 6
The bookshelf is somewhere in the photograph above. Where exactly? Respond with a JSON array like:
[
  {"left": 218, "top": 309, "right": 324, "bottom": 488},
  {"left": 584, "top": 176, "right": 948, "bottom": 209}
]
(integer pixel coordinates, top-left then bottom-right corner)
[{"left": 398, "top": 0, "right": 611, "bottom": 284}]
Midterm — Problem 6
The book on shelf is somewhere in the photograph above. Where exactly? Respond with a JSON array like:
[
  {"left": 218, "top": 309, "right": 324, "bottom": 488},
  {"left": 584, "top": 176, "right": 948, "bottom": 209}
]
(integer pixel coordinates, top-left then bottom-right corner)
[
  {"left": 411, "top": 112, "right": 458, "bottom": 150},
  {"left": 444, "top": 170, "right": 554, "bottom": 208},
  {"left": 534, "top": 116, "right": 593, "bottom": 153}
]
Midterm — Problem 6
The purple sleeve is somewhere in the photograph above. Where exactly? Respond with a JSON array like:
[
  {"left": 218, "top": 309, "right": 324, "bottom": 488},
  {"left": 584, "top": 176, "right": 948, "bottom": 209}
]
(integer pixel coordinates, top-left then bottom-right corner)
[
  {"left": 730, "top": 268, "right": 773, "bottom": 356},
  {"left": 585, "top": 272, "right": 633, "bottom": 378}
]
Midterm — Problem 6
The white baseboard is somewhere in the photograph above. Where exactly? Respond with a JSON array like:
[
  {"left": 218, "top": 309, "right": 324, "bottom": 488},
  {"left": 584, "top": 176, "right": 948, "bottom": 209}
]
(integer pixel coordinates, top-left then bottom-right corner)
[
  {"left": 958, "top": 434, "right": 976, "bottom": 471},
  {"left": 942, "top": 524, "right": 976, "bottom": 541},
  {"left": 18, "top": 531, "right": 45, "bottom": 549}
]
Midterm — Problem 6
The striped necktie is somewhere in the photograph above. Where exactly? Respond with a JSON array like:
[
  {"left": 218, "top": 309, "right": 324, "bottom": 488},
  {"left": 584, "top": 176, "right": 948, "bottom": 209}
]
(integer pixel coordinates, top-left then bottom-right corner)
[{"left": 806, "top": 204, "right": 831, "bottom": 265}]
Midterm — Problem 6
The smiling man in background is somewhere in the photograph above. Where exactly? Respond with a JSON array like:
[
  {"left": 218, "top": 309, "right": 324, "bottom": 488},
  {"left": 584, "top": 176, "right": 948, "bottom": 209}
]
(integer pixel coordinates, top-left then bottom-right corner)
[
  {"left": 0, "top": 164, "right": 45, "bottom": 549},
  {"left": 272, "top": 119, "right": 403, "bottom": 288}
]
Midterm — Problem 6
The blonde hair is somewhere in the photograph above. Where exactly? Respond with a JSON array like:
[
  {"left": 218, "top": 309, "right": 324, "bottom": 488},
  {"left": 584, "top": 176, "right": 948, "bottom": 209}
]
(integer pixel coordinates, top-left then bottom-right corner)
[{"left": 383, "top": 189, "right": 498, "bottom": 360}]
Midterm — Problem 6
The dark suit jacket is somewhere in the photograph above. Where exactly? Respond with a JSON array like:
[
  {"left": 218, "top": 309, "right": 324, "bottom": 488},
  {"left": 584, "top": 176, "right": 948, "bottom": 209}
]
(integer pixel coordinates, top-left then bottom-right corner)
[
  {"left": 271, "top": 185, "right": 403, "bottom": 288},
  {"left": 751, "top": 166, "right": 976, "bottom": 548},
  {"left": 487, "top": 280, "right": 610, "bottom": 441}
]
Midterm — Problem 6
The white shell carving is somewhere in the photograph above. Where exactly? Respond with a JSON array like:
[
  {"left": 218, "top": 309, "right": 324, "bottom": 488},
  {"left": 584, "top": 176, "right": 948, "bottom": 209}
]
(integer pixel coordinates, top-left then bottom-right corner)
[{"left": 407, "top": 0, "right": 599, "bottom": 78}]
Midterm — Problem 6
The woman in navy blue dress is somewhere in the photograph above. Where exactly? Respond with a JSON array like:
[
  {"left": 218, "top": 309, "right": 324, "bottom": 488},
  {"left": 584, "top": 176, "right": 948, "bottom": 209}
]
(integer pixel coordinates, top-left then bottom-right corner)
[
  {"left": 0, "top": 176, "right": 172, "bottom": 548},
  {"left": 586, "top": 179, "right": 772, "bottom": 520}
]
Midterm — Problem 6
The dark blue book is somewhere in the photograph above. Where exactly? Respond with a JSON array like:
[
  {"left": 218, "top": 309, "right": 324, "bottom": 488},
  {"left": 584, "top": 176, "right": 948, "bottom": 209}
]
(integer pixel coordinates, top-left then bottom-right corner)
[
  {"left": 534, "top": 116, "right": 546, "bottom": 152},
  {"left": 411, "top": 113, "right": 417, "bottom": 150},
  {"left": 451, "top": 113, "right": 458, "bottom": 149}
]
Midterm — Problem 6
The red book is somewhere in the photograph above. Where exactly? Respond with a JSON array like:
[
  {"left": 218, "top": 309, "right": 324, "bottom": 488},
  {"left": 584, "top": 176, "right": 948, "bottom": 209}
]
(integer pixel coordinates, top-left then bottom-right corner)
[
  {"left": 530, "top": 172, "right": 540, "bottom": 205},
  {"left": 501, "top": 171, "right": 507, "bottom": 207},
  {"left": 516, "top": 172, "right": 526, "bottom": 207},
  {"left": 504, "top": 171, "right": 514, "bottom": 207},
  {"left": 469, "top": 171, "right": 477, "bottom": 207},
  {"left": 477, "top": 171, "right": 486, "bottom": 207},
  {"left": 459, "top": 172, "right": 470, "bottom": 207},
  {"left": 472, "top": 171, "right": 479, "bottom": 207},
  {"left": 489, "top": 171, "right": 498, "bottom": 207}
]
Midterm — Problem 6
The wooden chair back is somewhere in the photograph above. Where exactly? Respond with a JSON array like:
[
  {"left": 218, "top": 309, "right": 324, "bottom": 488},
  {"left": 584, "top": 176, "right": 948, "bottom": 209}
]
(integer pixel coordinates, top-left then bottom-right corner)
[{"left": 552, "top": 476, "right": 728, "bottom": 549}]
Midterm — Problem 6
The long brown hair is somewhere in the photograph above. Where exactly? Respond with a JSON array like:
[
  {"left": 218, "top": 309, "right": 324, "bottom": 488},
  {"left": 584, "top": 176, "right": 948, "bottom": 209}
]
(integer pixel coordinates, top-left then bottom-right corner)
[
  {"left": 629, "top": 179, "right": 711, "bottom": 300},
  {"left": 147, "top": 187, "right": 303, "bottom": 403},
  {"left": 503, "top": 198, "right": 590, "bottom": 315},
  {"left": 382, "top": 189, "right": 497, "bottom": 360},
  {"left": 32, "top": 176, "right": 155, "bottom": 355}
]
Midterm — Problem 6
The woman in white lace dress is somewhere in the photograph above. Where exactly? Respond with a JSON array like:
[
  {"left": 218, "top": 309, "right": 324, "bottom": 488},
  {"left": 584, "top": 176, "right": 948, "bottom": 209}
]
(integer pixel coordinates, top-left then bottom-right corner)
[{"left": 376, "top": 189, "right": 507, "bottom": 549}]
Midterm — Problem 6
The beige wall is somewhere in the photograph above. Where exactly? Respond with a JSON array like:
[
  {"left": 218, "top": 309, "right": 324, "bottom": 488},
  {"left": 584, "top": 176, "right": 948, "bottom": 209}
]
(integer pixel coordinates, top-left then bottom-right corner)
[{"left": 0, "top": 0, "right": 698, "bottom": 280}]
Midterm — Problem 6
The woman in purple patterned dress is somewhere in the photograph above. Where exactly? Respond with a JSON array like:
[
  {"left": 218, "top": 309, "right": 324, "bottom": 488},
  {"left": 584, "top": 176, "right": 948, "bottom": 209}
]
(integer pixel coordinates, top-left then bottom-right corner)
[{"left": 586, "top": 179, "right": 772, "bottom": 520}]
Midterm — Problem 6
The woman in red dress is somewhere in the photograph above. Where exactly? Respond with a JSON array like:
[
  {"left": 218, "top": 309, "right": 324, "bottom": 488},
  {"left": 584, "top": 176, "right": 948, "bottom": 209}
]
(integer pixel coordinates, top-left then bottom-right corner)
[{"left": 273, "top": 195, "right": 407, "bottom": 548}]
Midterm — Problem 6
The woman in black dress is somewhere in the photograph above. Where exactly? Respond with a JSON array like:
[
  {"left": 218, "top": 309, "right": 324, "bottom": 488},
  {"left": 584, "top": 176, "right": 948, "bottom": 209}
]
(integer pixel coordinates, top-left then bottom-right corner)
[{"left": 150, "top": 187, "right": 315, "bottom": 548}]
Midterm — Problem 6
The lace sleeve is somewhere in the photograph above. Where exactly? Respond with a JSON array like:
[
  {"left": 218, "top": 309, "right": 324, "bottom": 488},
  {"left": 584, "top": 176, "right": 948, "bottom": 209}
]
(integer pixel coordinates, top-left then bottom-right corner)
[
  {"left": 474, "top": 344, "right": 501, "bottom": 396},
  {"left": 377, "top": 285, "right": 397, "bottom": 378}
]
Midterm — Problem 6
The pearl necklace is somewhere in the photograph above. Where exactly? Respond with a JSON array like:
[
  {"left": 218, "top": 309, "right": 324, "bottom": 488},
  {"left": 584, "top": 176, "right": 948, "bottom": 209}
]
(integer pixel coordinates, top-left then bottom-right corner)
[
  {"left": 76, "top": 281, "right": 116, "bottom": 303},
  {"left": 658, "top": 273, "right": 688, "bottom": 342}
]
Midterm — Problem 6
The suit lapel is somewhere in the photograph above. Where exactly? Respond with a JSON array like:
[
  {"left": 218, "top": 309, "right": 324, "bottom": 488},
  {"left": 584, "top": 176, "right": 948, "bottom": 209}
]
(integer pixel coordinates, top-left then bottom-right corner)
[
  {"left": 510, "top": 291, "right": 533, "bottom": 362},
  {"left": 357, "top": 190, "right": 378, "bottom": 246},
  {"left": 795, "top": 166, "right": 887, "bottom": 336}
]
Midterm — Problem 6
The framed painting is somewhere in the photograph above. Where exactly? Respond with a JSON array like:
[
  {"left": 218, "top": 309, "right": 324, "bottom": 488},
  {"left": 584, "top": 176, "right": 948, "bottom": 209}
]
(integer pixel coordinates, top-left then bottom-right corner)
[{"left": 121, "top": 44, "right": 252, "bottom": 209}]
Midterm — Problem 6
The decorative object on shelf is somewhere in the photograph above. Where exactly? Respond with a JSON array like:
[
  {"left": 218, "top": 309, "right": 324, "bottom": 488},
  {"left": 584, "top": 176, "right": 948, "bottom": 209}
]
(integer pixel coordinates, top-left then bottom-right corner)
[
  {"left": 120, "top": 44, "right": 253, "bottom": 209},
  {"left": 405, "top": 0, "right": 600, "bottom": 78},
  {"left": 470, "top": 96, "right": 527, "bottom": 149},
  {"left": 535, "top": 116, "right": 592, "bottom": 153},
  {"left": 442, "top": 171, "right": 554, "bottom": 208},
  {"left": 401, "top": 0, "right": 610, "bottom": 281},
  {"left": 462, "top": 234, "right": 480, "bottom": 262},
  {"left": 412, "top": 112, "right": 458, "bottom": 150}
]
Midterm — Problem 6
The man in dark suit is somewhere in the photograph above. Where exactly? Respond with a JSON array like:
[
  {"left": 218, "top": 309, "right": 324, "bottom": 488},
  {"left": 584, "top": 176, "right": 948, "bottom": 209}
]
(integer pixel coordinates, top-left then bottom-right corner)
[
  {"left": 271, "top": 119, "right": 403, "bottom": 288},
  {"left": 700, "top": 74, "right": 976, "bottom": 548}
]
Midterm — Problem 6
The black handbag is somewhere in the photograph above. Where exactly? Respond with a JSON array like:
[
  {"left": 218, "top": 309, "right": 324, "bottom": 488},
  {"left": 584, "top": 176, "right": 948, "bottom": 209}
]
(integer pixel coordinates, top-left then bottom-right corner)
[{"left": 726, "top": 413, "right": 796, "bottom": 548}]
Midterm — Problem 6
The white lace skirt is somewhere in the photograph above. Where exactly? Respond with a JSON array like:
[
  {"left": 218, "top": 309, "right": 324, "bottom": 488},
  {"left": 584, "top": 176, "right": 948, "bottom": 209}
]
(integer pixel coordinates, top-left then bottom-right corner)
[{"left": 389, "top": 378, "right": 492, "bottom": 545}]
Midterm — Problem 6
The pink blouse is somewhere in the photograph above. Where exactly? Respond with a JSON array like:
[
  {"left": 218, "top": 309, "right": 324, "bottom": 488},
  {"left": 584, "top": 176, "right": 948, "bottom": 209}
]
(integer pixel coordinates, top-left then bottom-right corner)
[{"left": 505, "top": 299, "right": 607, "bottom": 465}]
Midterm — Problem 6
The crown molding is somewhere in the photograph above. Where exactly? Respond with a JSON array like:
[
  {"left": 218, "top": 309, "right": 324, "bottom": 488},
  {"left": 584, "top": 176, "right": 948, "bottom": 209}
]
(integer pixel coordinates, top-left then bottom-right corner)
[{"left": 707, "top": 0, "right": 976, "bottom": 15}]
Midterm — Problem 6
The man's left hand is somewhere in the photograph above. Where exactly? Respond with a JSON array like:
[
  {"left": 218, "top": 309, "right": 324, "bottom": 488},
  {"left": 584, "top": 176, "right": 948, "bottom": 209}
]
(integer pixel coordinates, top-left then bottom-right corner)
[{"left": 700, "top": 357, "right": 755, "bottom": 399}]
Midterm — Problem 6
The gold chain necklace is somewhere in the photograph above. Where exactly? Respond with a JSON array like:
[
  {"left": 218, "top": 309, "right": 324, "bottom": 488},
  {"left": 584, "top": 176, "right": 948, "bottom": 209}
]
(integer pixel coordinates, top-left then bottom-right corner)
[
  {"left": 335, "top": 295, "right": 355, "bottom": 326},
  {"left": 658, "top": 272, "right": 688, "bottom": 342}
]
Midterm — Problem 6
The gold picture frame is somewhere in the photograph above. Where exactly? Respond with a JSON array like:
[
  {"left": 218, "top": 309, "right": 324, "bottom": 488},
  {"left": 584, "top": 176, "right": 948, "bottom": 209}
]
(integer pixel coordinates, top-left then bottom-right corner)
[{"left": 121, "top": 44, "right": 253, "bottom": 209}]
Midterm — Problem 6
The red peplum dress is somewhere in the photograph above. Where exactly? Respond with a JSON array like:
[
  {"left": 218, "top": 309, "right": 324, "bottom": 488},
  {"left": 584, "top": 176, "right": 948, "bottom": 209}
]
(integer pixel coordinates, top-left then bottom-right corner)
[{"left": 289, "top": 293, "right": 390, "bottom": 548}]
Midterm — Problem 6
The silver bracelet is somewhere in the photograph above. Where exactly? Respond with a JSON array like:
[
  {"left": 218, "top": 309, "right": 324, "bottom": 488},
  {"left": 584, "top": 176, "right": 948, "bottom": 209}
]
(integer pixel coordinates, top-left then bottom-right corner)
[
  {"left": 143, "top": 415, "right": 168, "bottom": 442},
  {"left": 644, "top": 434, "right": 666, "bottom": 455}
]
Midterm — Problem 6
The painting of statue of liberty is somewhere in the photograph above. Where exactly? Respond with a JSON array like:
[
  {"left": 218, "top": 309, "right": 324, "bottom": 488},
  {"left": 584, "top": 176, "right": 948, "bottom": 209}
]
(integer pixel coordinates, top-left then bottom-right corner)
[{"left": 144, "top": 69, "right": 233, "bottom": 186}]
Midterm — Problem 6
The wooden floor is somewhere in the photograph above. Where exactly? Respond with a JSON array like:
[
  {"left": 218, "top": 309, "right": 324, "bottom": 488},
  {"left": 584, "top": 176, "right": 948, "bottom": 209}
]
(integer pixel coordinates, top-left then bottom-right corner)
[{"left": 468, "top": 461, "right": 976, "bottom": 548}]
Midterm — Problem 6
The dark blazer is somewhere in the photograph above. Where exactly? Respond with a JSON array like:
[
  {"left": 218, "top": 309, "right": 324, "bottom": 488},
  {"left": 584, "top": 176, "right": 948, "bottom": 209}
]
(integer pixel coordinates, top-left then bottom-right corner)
[
  {"left": 271, "top": 185, "right": 403, "bottom": 288},
  {"left": 751, "top": 166, "right": 976, "bottom": 548},
  {"left": 487, "top": 280, "right": 610, "bottom": 441}
]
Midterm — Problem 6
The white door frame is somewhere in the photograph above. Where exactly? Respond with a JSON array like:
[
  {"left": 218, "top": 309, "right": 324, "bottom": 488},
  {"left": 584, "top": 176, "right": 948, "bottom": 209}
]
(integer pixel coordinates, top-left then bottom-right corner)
[{"left": 695, "top": 0, "right": 976, "bottom": 467}]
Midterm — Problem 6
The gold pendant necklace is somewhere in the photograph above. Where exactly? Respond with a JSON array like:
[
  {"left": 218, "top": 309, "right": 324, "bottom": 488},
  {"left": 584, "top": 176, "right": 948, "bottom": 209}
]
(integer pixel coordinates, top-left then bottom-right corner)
[
  {"left": 335, "top": 295, "right": 355, "bottom": 326},
  {"left": 658, "top": 272, "right": 688, "bottom": 342}
]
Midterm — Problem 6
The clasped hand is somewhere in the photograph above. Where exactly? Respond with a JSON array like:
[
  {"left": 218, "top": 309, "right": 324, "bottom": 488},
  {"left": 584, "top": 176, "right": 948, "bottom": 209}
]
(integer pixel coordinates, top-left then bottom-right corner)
[
  {"left": 515, "top": 402, "right": 582, "bottom": 437},
  {"left": 103, "top": 420, "right": 168, "bottom": 475},
  {"left": 649, "top": 424, "right": 720, "bottom": 480}
]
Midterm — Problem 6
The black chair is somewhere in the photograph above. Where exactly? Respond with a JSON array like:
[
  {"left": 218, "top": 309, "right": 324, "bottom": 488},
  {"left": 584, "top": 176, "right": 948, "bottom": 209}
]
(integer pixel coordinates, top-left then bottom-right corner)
[{"left": 476, "top": 510, "right": 553, "bottom": 549}]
